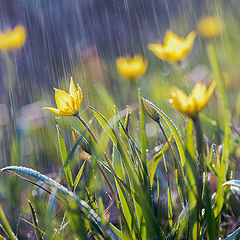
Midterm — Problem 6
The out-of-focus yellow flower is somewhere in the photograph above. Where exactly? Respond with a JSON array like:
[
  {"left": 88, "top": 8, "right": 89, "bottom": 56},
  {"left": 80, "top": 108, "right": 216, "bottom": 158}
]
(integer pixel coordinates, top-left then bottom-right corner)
[
  {"left": 116, "top": 55, "right": 147, "bottom": 80},
  {"left": 148, "top": 30, "right": 196, "bottom": 62},
  {"left": 170, "top": 81, "right": 216, "bottom": 118},
  {"left": 0, "top": 25, "right": 26, "bottom": 51},
  {"left": 42, "top": 77, "right": 83, "bottom": 116},
  {"left": 197, "top": 16, "right": 224, "bottom": 40}
]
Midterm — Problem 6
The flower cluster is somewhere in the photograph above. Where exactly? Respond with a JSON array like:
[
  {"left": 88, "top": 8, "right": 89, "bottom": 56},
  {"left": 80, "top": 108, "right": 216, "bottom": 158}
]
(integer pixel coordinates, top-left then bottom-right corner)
[{"left": 44, "top": 16, "right": 223, "bottom": 118}]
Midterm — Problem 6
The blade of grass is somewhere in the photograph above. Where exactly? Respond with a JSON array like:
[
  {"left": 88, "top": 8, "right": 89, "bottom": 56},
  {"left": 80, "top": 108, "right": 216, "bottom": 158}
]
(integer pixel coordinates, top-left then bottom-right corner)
[
  {"left": 169, "top": 202, "right": 189, "bottom": 240},
  {"left": 214, "top": 113, "right": 231, "bottom": 218},
  {"left": 138, "top": 89, "right": 147, "bottom": 165},
  {"left": 206, "top": 42, "right": 229, "bottom": 129},
  {"left": 20, "top": 218, "right": 45, "bottom": 237},
  {"left": 0, "top": 204, "right": 17, "bottom": 240},
  {"left": 73, "top": 160, "right": 86, "bottom": 191},
  {"left": 224, "top": 226, "right": 240, "bottom": 240},
  {"left": 184, "top": 119, "right": 198, "bottom": 240},
  {"left": 28, "top": 200, "right": 43, "bottom": 240},
  {"left": 163, "top": 153, "right": 173, "bottom": 231},
  {"left": 57, "top": 125, "right": 73, "bottom": 190},
  {"left": 148, "top": 136, "right": 172, "bottom": 186},
  {"left": 205, "top": 173, "right": 217, "bottom": 240}
]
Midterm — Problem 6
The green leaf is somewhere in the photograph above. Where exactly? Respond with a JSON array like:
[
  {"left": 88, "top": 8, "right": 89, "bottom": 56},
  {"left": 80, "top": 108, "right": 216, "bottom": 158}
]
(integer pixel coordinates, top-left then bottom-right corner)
[
  {"left": 28, "top": 200, "right": 43, "bottom": 240},
  {"left": 138, "top": 89, "right": 147, "bottom": 164},
  {"left": 169, "top": 202, "right": 189, "bottom": 240},
  {"left": 148, "top": 136, "right": 172, "bottom": 186},
  {"left": 223, "top": 180, "right": 240, "bottom": 189},
  {"left": 205, "top": 175, "right": 217, "bottom": 240},
  {"left": 214, "top": 113, "right": 231, "bottom": 218},
  {"left": 57, "top": 125, "right": 73, "bottom": 190},
  {"left": 73, "top": 160, "right": 86, "bottom": 191},
  {"left": 224, "top": 227, "right": 240, "bottom": 240},
  {"left": 0, "top": 204, "right": 17, "bottom": 240},
  {"left": 184, "top": 119, "right": 198, "bottom": 240}
]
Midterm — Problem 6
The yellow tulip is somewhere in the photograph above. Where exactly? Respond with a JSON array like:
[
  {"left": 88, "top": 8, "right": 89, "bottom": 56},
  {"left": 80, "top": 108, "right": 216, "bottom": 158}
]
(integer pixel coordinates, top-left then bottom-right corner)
[
  {"left": 0, "top": 25, "right": 26, "bottom": 51},
  {"left": 170, "top": 81, "right": 216, "bottom": 118},
  {"left": 116, "top": 55, "right": 147, "bottom": 80},
  {"left": 148, "top": 30, "right": 196, "bottom": 62},
  {"left": 197, "top": 16, "right": 224, "bottom": 40},
  {"left": 42, "top": 77, "right": 83, "bottom": 116}
]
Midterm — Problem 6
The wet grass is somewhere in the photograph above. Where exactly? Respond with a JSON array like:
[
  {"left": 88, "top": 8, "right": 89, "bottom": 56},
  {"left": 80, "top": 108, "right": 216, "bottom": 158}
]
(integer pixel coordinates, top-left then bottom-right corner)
[{"left": 1, "top": 2, "right": 240, "bottom": 240}]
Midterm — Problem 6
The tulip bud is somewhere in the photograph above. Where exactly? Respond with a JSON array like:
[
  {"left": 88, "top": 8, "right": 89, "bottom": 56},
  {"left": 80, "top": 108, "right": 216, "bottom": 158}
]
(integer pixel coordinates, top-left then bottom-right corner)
[
  {"left": 142, "top": 98, "right": 160, "bottom": 122},
  {"left": 72, "top": 127, "right": 92, "bottom": 155}
]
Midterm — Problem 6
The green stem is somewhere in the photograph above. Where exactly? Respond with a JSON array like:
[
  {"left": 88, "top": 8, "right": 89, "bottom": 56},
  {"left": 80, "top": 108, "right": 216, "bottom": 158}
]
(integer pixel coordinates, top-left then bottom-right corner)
[
  {"left": 0, "top": 204, "right": 17, "bottom": 240},
  {"left": 130, "top": 79, "right": 138, "bottom": 103},
  {"left": 75, "top": 113, "right": 115, "bottom": 173},
  {"left": 75, "top": 114, "right": 98, "bottom": 143},
  {"left": 157, "top": 120, "right": 177, "bottom": 164},
  {"left": 2, "top": 51, "right": 17, "bottom": 134},
  {"left": 192, "top": 115, "right": 204, "bottom": 238},
  {"left": 206, "top": 42, "right": 229, "bottom": 127}
]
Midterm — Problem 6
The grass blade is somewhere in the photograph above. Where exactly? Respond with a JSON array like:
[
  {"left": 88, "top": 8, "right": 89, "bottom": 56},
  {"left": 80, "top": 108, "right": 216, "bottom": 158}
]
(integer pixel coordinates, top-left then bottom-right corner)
[
  {"left": 224, "top": 227, "right": 240, "bottom": 240},
  {"left": 28, "top": 200, "right": 43, "bottom": 240},
  {"left": 57, "top": 125, "right": 73, "bottom": 190},
  {"left": 214, "top": 113, "right": 231, "bottom": 218},
  {"left": 0, "top": 204, "right": 17, "bottom": 240},
  {"left": 73, "top": 160, "right": 86, "bottom": 191}
]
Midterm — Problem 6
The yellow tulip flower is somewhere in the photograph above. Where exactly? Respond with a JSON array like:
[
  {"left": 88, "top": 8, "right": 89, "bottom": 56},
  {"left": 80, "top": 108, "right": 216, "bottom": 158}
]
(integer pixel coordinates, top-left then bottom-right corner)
[
  {"left": 148, "top": 30, "right": 196, "bottom": 62},
  {"left": 42, "top": 77, "right": 83, "bottom": 116},
  {"left": 170, "top": 81, "right": 216, "bottom": 118},
  {"left": 0, "top": 25, "right": 26, "bottom": 51},
  {"left": 197, "top": 16, "right": 224, "bottom": 40},
  {"left": 116, "top": 55, "right": 147, "bottom": 80}
]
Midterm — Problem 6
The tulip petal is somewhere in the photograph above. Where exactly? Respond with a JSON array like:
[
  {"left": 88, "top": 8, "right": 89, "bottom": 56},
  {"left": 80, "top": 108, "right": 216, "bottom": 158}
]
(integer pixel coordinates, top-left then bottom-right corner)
[
  {"left": 69, "top": 77, "right": 78, "bottom": 101},
  {"left": 42, "top": 107, "right": 61, "bottom": 115},
  {"left": 207, "top": 81, "right": 217, "bottom": 99},
  {"left": 77, "top": 84, "right": 83, "bottom": 110},
  {"left": 54, "top": 88, "right": 75, "bottom": 114},
  {"left": 148, "top": 44, "right": 165, "bottom": 59}
]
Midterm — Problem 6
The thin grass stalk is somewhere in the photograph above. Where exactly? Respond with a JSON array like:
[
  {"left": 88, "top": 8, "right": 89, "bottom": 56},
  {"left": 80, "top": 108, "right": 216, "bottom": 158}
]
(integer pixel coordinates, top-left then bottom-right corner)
[
  {"left": 206, "top": 42, "right": 229, "bottom": 129},
  {"left": 192, "top": 115, "right": 204, "bottom": 239},
  {"left": 0, "top": 204, "right": 17, "bottom": 240}
]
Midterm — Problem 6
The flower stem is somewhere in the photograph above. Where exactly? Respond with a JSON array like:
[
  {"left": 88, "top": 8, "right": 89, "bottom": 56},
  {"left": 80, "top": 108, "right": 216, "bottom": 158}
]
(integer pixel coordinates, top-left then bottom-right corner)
[
  {"left": 75, "top": 114, "right": 98, "bottom": 144},
  {"left": 192, "top": 115, "right": 204, "bottom": 236},
  {"left": 157, "top": 120, "right": 176, "bottom": 162},
  {"left": 75, "top": 113, "right": 114, "bottom": 173},
  {"left": 206, "top": 42, "right": 229, "bottom": 128},
  {"left": 193, "top": 115, "right": 204, "bottom": 193},
  {"left": 130, "top": 79, "right": 138, "bottom": 103}
]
